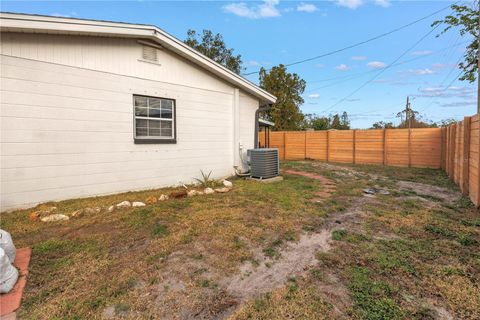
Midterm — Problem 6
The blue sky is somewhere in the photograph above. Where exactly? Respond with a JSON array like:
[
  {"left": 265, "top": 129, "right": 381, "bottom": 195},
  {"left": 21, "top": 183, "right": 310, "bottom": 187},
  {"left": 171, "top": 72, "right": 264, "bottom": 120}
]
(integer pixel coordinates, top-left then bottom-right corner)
[{"left": 2, "top": 0, "right": 477, "bottom": 128}]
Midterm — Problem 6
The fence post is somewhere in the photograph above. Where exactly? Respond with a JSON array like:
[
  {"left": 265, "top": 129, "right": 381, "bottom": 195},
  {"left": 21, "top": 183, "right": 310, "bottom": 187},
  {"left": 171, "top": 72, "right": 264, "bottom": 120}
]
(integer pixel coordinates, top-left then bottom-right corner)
[
  {"left": 451, "top": 124, "right": 456, "bottom": 178},
  {"left": 353, "top": 130, "right": 356, "bottom": 164},
  {"left": 283, "top": 131, "right": 286, "bottom": 160},
  {"left": 326, "top": 130, "right": 330, "bottom": 163},
  {"left": 408, "top": 128, "right": 412, "bottom": 168},
  {"left": 304, "top": 131, "right": 307, "bottom": 160},
  {"left": 447, "top": 126, "right": 450, "bottom": 172},
  {"left": 383, "top": 129, "right": 387, "bottom": 166},
  {"left": 440, "top": 127, "right": 445, "bottom": 170},
  {"left": 462, "top": 117, "right": 471, "bottom": 195}
]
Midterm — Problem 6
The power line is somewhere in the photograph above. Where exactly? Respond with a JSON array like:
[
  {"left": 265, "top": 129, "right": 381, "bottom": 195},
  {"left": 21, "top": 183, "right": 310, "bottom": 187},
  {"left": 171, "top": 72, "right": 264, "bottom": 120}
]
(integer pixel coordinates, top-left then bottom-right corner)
[
  {"left": 242, "top": 1, "right": 458, "bottom": 76},
  {"left": 319, "top": 24, "right": 441, "bottom": 114},
  {"left": 303, "top": 41, "right": 467, "bottom": 94}
]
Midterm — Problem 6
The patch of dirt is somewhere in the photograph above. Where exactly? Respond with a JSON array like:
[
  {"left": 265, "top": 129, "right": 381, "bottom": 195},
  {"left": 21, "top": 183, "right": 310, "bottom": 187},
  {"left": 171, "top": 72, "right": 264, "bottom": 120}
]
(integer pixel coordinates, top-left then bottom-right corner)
[
  {"left": 225, "top": 229, "right": 331, "bottom": 300},
  {"left": 225, "top": 196, "right": 371, "bottom": 303},
  {"left": 284, "top": 169, "right": 337, "bottom": 202},
  {"left": 397, "top": 181, "right": 462, "bottom": 204},
  {"left": 316, "top": 272, "right": 353, "bottom": 319}
]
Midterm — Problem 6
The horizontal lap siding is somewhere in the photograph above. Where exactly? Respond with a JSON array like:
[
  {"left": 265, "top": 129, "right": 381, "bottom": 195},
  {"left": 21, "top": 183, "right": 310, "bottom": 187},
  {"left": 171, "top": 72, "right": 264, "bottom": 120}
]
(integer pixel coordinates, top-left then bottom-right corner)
[
  {"left": 0, "top": 34, "right": 253, "bottom": 210},
  {"left": 355, "top": 130, "right": 383, "bottom": 165}
]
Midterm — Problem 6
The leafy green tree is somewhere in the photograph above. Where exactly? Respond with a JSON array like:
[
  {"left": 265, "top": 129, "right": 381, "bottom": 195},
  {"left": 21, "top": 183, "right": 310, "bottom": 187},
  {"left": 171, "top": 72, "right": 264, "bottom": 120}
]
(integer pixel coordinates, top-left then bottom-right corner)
[
  {"left": 259, "top": 64, "right": 306, "bottom": 130},
  {"left": 432, "top": 3, "right": 479, "bottom": 82},
  {"left": 371, "top": 121, "right": 395, "bottom": 129},
  {"left": 304, "top": 114, "right": 330, "bottom": 130},
  {"left": 184, "top": 29, "right": 243, "bottom": 74}
]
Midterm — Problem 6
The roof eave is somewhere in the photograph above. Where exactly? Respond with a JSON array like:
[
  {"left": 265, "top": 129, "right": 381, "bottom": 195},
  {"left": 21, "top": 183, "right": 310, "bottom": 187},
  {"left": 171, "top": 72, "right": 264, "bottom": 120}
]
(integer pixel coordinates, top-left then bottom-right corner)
[{"left": 0, "top": 12, "right": 277, "bottom": 104}]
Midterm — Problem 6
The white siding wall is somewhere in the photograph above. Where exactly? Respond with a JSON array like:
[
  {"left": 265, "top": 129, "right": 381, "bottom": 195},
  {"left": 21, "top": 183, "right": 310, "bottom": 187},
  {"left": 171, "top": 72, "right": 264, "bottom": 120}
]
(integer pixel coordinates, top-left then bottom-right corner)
[
  {"left": 0, "top": 33, "right": 259, "bottom": 210},
  {"left": 239, "top": 93, "right": 259, "bottom": 169}
]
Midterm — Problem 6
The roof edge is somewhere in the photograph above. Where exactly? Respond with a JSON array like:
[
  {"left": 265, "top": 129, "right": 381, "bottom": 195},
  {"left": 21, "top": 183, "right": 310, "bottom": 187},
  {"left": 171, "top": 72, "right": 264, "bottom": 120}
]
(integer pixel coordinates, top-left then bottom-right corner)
[{"left": 0, "top": 12, "right": 276, "bottom": 104}]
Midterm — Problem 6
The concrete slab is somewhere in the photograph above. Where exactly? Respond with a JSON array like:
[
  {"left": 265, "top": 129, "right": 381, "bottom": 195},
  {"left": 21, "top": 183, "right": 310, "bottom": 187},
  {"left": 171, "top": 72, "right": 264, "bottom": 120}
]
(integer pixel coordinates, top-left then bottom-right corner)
[{"left": 248, "top": 176, "right": 284, "bottom": 183}]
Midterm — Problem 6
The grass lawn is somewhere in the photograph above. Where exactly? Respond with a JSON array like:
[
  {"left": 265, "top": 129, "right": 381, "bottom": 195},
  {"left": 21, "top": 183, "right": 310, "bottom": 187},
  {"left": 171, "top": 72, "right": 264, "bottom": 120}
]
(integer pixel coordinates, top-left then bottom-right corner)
[{"left": 1, "top": 161, "right": 479, "bottom": 319}]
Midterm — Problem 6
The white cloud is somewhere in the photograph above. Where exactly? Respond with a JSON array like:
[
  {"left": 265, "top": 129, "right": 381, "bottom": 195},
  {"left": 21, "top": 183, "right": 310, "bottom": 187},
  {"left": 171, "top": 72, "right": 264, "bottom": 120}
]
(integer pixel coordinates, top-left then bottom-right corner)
[
  {"left": 440, "top": 100, "right": 476, "bottom": 108},
  {"left": 351, "top": 55, "right": 367, "bottom": 61},
  {"left": 335, "top": 64, "right": 350, "bottom": 71},
  {"left": 374, "top": 0, "right": 391, "bottom": 8},
  {"left": 432, "top": 63, "right": 457, "bottom": 69},
  {"left": 336, "top": 0, "right": 390, "bottom": 9},
  {"left": 367, "top": 61, "right": 387, "bottom": 69},
  {"left": 335, "top": 0, "right": 363, "bottom": 9},
  {"left": 308, "top": 93, "right": 320, "bottom": 99},
  {"left": 411, "top": 50, "right": 434, "bottom": 56},
  {"left": 223, "top": 0, "right": 280, "bottom": 19},
  {"left": 245, "top": 60, "right": 261, "bottom": 67},
  {"left": 297, "top": 3, "right": 318, "bottom": 13},
  {"left": 408, "top": 68, "right": 434, "bottom": 75},
  {"left": 414, "top": 86, "right": 475, "bottom": 99}
]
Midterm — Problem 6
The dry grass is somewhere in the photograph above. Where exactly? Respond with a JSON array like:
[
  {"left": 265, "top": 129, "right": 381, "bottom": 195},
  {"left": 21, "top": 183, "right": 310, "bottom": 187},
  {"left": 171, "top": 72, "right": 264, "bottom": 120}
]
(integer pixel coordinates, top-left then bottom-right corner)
[{"left": 1, "top": 160, "right": 479, "bottom": 319}]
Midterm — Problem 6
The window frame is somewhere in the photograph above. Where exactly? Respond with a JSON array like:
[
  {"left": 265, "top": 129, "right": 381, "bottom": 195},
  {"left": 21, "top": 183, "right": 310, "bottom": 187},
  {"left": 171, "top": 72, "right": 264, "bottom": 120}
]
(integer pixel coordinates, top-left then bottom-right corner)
[{"left": 133, "top": 95, "right": 177, "bottom": 144}]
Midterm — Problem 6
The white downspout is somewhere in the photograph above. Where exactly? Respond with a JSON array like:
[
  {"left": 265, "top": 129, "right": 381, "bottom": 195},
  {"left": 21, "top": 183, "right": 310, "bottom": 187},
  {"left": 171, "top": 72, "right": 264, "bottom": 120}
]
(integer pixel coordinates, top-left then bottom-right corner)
[{"left": 233, "top": 88, "right": 240, "bottom": 168}]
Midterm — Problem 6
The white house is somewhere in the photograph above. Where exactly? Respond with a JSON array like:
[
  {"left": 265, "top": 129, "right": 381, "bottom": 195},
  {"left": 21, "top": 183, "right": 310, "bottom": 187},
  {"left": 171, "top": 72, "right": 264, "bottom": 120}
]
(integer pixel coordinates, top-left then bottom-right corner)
[{"left": 0, "top": 13, "right": 276, "bottom": 211}]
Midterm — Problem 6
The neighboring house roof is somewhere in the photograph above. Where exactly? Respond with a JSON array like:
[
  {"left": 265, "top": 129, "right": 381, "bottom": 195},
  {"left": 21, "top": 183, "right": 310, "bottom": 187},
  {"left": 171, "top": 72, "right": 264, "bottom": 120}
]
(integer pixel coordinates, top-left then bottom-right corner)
[{"left": 0, "top": 12, "right": 276, "bottom": 104}]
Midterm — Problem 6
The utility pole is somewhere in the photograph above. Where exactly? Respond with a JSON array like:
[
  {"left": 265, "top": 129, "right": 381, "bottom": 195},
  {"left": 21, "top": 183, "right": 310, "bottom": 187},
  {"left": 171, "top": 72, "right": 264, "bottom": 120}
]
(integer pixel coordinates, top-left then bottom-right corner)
[{"left": 406, "top": 96, "right": 411, "bottom": 130}]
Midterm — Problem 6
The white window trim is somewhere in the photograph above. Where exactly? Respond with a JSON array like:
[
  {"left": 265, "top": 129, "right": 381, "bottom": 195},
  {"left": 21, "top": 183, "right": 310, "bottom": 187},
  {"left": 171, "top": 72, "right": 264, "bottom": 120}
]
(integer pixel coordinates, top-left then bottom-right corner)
[{"left": 133, "top": 95, "right": 176, "bottom": 144}]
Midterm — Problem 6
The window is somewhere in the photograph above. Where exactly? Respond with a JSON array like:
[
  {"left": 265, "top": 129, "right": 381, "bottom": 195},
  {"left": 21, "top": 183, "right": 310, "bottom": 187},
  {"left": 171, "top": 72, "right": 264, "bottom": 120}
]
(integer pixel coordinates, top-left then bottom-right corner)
[{"left": 133, "top": 95, "right": 176, "bottom": 144}]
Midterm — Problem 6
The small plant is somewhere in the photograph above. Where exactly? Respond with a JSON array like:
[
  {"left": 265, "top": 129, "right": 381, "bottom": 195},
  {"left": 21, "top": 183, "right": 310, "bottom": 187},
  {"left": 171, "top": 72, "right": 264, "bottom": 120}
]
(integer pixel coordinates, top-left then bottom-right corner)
[
  {"left": 332, "top": 229, "right": 348, "bottom": 241},
  {"left": 193, "top": 170, "right": 218, "bottom": 188},
  {"left": 152, "top": 224, "right": 168, "bottom": 237}
]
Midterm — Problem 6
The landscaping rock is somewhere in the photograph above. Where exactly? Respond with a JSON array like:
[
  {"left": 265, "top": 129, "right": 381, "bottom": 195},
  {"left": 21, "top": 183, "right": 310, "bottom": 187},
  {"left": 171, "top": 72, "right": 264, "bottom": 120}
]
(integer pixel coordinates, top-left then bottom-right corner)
[
  {"left": 204, "top": 187, "right": 214, "bottom": 194},
  {"left": 169, "top": 190, "right": 188, "bottom": 199},
  {"left": 363, "top": 188, "right": 390, "bottom": 195},
  {"left": 145, "top": 196, "right": 157, "bottom": 204},
  {"left": 40, "top": 214, "right": 70, "bottom": 222},
  {"left": 187, "top": 190, "right": 199, "bottom": 197},
  {"left": 223, "top": 180, "right": 233, "bottom": 188},
  {"left": 214, "top": 187, "right": 230, "bottom": 193},
  {"left": 69, "top": 209, "right": 83, "bottom": 218},
  {"left": 158, "top": 194, "right": 169, "bottom": 201},
  {"left": 116, "top": 201, "right": 131, "bottom": 208},
  {"left": 108, "top": 205, "right": 115, "bottom": 213},
  {"left": 84, "top": 207, "right": 101, "bottom": 214},
  {"left": 29, "top": 211, "right": 41, "bottom": 221},
  {"left": 132, "top": 201, "right": 146, "bottom": 207}
]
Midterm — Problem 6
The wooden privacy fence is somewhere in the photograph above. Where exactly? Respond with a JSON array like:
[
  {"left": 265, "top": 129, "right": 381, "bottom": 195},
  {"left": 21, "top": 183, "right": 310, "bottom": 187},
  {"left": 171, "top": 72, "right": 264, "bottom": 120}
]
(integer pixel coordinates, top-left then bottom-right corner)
[
  {"left": 260, "top": 128, "right": 442, "bottom": 168},
  {"left": 259, "top": 116, "right": 480, "bottom": 206},
  {"left": 442, "top": 115, "right": 480, "bottom": 206}
]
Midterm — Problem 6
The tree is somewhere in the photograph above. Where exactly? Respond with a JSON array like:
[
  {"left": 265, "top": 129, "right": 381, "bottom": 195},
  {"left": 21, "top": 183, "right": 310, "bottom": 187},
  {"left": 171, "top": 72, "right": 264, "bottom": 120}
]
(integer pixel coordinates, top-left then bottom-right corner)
[
  {"left": 340, "top": 111, "right": 350, "bottom": 130},
  {"left": 303, "top": 114, "right": 330, "bottom": 130},
  {"left": 437, "top": 118, "right": 457, "bottom": 127},
  {"left": 184, "top": 29, "right": 243, "bottom": 74},
  {"left": 371, "top": 121, "right": 395, "bottom": 129},
  {"left": 432, "top": 3, "right": 479, "bottom": 82},
  {"left": 259, "top": 64, "right": 306, "bottom": 130}
]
